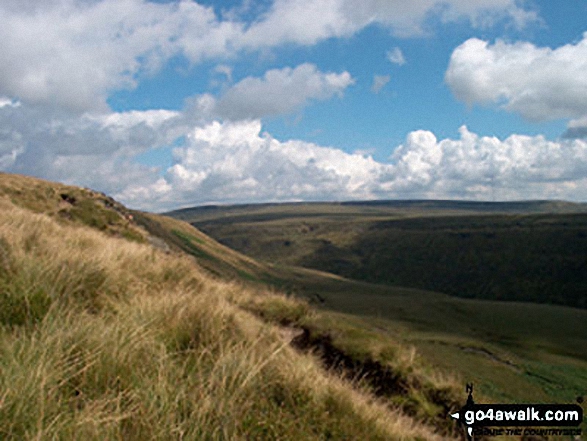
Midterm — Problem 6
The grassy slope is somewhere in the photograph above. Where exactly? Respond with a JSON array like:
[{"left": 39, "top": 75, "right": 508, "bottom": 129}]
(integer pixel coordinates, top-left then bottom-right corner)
[
  {"left": 277, "top": 267, "right": 587, "bottom": 404},
  {"left": 166, "top": 202, "right": 587, "bottom": 411},
  {"left": 0, "top": 173, "right": 460, "bottom": 440},
  {"left": 0, "top": 172, "right": 146, "bottom": 242},
  {"left": 131, "top": 211, "right": 282, "bottom": 285},
  {"left": 143, "top": 203, "right": 587, "bottom": 409}
]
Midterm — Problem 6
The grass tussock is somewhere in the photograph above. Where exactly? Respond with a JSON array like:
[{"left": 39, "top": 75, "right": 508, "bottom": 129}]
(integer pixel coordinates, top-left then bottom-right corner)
[{"left": 0, "top": 194, "right": 449, "bottom": 440}]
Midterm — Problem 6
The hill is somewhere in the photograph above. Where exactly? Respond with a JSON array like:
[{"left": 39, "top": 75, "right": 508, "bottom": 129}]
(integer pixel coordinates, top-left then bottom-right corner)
[
  {"left": 3, "top": 175, "right": 587, "bottom": 439},
  {"left": 169, "top": 200, "right": 587, "bottom": 308},
  {"left": 165, "top": 199, "right": 587, "bottom": 418},
  {"left": 0, "top": 173, "right": 463, "bottom": 440}
]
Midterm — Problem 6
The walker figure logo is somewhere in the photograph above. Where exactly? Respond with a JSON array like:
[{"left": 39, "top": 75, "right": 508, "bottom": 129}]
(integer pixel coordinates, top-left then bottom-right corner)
[{"left": 450, "top": 384, "right": 583, "bottom": 439}]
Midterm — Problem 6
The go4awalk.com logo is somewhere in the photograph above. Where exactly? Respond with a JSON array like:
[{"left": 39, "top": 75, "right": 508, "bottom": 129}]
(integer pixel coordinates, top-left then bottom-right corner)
[{"left": 450, "top": 384, "right": 583, "bottom": 439}]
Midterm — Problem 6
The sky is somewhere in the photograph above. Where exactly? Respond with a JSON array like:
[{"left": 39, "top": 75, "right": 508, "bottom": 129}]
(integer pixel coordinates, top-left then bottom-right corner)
[{"left": 1, "top": 0, "right": 586, "bottom": 211}]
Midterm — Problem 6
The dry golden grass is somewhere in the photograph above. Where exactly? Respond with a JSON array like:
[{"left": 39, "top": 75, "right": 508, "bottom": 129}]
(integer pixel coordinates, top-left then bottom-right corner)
[{"left": 0, "top": 188, "right": 452, "bottom": 440}]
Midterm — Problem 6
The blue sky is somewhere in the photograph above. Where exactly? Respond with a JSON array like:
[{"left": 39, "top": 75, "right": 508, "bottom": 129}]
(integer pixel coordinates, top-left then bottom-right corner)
[{"left": 1, "top": 0, "right": 586, "bottom": 210}]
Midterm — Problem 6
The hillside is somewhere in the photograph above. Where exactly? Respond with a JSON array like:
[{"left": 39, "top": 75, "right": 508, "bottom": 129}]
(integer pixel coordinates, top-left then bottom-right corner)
[
  {"left": 165, "top": 199, "right": 587, "bottom": 417},
  {"left": 139, "top": 200, "right": 587, "bottom": 408},
  {"left": 170, "top": 201, "right": 587, "bottom": 308},
  {"left": 0, "top": 173, "right": 463, "bottom": 440}
]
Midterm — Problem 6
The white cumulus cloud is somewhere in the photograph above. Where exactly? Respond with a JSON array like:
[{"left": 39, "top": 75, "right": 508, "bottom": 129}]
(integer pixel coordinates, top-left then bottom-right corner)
[
  {"left": 137, "top": 119, "right": 388, "bottom": 210},
  {"left": 446, "top": 34, "right": 587, "bottom": 122},
  {"left": 0, "top": 0, "right": 241, "bottom": 112},
  {"left": 388, "top": 126, "right": 587, "bottom": 201},
  {"left": 242, "top": 0, "right": 535, "bottom": 47},
  {"left": 2, "top": 97, "right": 587, "bottom": 210},
  {"left": 208, "top": 64, "right": 355, "bottom": 120},
  {"left": 0, "top": 103, "right": 185, "bottom": 195},
  {"left": 0, "top": 0, "right": 536, "bottom": 112},
  {"left": 115, "top": 121, "right": 587, "bottom": 211},
  {"left": 2, "top": 97, "right": 587, "bottom": 212}
]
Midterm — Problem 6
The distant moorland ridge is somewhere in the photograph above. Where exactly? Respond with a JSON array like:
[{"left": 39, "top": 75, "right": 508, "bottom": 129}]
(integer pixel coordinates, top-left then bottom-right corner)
[{"left": 169, "top": 199, "right": 587, "bottom": 309}]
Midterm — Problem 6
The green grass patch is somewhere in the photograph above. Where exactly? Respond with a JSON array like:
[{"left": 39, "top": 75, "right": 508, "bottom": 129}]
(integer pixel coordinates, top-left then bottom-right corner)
[
  {"left": 236, "top": 269, "right": 258, "bottom": 283},
  {"left": 171, "top": 230, "right": 212, "bottom": 259},
  {"left": 68, "top": 199, "right": 120, "bottom": 230}
]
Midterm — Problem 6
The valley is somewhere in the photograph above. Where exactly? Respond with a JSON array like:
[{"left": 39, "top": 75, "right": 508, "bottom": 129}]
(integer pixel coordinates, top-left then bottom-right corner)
[{"left": 167, "top": 201, "right": 587, "bottom": 405}]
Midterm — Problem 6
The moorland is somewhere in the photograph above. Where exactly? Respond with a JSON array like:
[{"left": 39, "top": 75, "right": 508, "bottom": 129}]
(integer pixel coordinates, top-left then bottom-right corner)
[
  {"left": 0, "top": 173, "right": 465, "bottom": 440},
  {"left": 1, "top": 172, "right": 585, "bottom": 439},
  {"left": 168, "top": 201, "right": 587, "bottom": 407}
]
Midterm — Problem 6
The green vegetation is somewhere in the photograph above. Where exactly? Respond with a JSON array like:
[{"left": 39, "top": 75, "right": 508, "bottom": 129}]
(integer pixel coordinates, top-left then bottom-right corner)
[
  {"left": 171, "top": 229, "right": 213, "bottom": 259},
  {"left": 167, "top": 201, "right": 587, "bottom": 414},
  {"left": 173, "top": 201, "right": 587, "bottom": 308},
  {"left": 131, "top": 210, "right": 280, "bottom": 285},
  {"left": 241, "top": 295, "right": 462, "bottom": 430},
  {"left": 3, "top": 174, "right": 586, "bottom": 439},
  {"left": 268, "top": 267, "right": 587, "bottom": 404},
  {"left": 0, "top": 172, "right": 146, "bottom": 243},
  {"left": 0, "top": 174, "right": 455, "bottom": 440},
  {"left": 321, "top": 214, "right": 587, "bottom": 308}
]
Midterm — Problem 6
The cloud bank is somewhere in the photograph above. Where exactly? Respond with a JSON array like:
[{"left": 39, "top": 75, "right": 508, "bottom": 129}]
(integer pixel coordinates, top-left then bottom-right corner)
[
  {"left": 114, "top": 121, "right": 587, "bottom": 211},
  {"left": 2, "top": 96, "right": 586, "bottom": 211},
  {"left": 0, "top": 0, "right": 242, "bottom": 111},
  {"left": 242, "top": 0, "right": 534, "bottom": 46}
]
